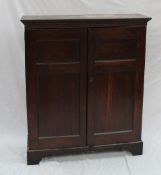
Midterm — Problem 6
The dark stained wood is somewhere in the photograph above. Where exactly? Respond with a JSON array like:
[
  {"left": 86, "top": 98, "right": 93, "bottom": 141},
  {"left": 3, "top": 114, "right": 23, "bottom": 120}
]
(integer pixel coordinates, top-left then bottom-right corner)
[
  {"left": 87, "top": 27, "right": 139, "bottom": 146},
  {"left": 21, "top": 14, "right": 151, "bottom": 30},
  {"left": 21, "top": 14, "right": 151, "bottom": 22},
  {"left": 38, "top": 74, "right": 80, "bottom": 138},
  {"left": 25, "top": 28, "right": 87, "bottom": 150},
  {"left": 93, "top": 27, "right": 138, "bottom": 60},
  {"left": 37, "top": 39, "right": 80, "bottom": 63},
  {"left": 93, "top": 71, "right": 135, "bottom": 133},
  {"left": 95, "top": 40, "right": 137, "bottom": 60},
  {"left": 21, "top": 14, "right": 151, "bottom": 165},
  {"left": 34, "top": 29, "right": 81, "bottom": 63},
  {"left": 27, "top": 141, "right": 143, "bottom": 165}
]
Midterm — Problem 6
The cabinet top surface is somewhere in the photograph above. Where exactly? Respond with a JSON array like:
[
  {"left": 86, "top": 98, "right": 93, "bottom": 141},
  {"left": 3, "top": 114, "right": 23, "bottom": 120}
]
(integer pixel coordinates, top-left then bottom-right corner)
[{"left": 21, "top": 14, "right": 151, "bottom": 23}]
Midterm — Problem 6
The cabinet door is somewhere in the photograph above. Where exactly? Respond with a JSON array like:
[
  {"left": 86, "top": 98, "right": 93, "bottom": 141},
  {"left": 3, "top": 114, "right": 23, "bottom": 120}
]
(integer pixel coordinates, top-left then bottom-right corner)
[
  {"left": 26, "top": 29, "right": 87, "bottom": 149},
  {"left": 87, "top": 27, "right": 146, "bottom": 146}
]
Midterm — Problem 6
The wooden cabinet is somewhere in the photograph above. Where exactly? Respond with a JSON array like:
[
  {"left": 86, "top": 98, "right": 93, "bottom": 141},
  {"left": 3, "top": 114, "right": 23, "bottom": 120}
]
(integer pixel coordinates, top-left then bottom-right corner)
[{"left": 21, "top": 14, "right": 151, "bottom": 165}]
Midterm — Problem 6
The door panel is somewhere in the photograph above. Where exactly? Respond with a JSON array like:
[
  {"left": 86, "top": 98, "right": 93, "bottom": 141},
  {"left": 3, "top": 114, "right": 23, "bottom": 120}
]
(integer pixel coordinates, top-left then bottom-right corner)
[
  {"left": 94, "top": 71, "right": 135, "bottom": 134},
  {"left": 93, "top": 27, "right": 137, "bottom": 40},
  {"left": 93, "top": 27, "right": 137, "bottom": 60},
  {"left": 37, "top": 39, "right": 80, "bottom": 63},
  {"left": 26, "top": 28, "right": 87, "bottom": 149},
  {"left": 38, "top": 73, "right": 80, "bottom": 138},
  {"left": 95, "top": 39, "right": 137, "bottom": 60},
  {"left": 87, "top": 27, "right": 145, "bottom": 146}
]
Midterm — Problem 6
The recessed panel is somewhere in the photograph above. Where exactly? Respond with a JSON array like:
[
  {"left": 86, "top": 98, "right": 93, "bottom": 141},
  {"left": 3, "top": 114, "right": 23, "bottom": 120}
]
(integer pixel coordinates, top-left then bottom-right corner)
[
  {"left": 38, "top": 73, "right": 80, "bottom": 138},
  {"left": 95, "top": 39, "right": 137, "bottom": 60},
  {"left": 93, "top": 27, "right": 137, "bottom": 40},
  {"left": 37, "top": 40, "right": 80, "bottom": 63},
  {"left": 92, "top": 27, "right": 137, "bottom": 60},
  {"left": 94, "top": 70, "right": 135, "bottom": 134}
]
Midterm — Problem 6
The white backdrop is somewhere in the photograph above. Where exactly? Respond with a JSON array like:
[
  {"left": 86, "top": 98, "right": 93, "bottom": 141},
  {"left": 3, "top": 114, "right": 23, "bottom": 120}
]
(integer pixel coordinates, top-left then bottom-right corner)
[{"left": 0, "top": 0, "right": 161, "bottom": 174}]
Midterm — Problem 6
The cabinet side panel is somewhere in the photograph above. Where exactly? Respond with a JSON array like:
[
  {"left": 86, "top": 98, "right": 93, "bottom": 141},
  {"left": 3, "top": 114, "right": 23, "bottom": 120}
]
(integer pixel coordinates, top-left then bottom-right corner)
[
  {"left": 25, "top": 30, "right": 39, "bottom": 148},
  {"left": 133, "top": 27, "right": 147, "bottom": 139}
]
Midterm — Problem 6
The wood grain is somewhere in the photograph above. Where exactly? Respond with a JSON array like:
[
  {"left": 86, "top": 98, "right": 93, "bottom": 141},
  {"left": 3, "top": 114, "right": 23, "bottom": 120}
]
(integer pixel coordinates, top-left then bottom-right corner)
[{"left": 21, "top": 14, "right": 151, "bottom": 164}]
